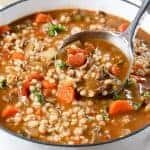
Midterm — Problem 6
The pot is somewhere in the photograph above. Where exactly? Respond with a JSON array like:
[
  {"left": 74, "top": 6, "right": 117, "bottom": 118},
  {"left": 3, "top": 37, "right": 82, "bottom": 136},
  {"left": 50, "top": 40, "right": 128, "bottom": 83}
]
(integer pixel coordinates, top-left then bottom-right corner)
[{"left": 0, "top": 0, "right": 150, "bottom": 150}]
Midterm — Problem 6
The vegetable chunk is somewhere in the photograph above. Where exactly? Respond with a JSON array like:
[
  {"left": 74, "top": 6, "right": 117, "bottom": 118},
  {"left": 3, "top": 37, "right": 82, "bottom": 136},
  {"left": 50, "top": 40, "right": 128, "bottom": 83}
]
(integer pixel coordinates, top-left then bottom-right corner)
[
  {"left": 57, "top": 85, "right": 75, "bottom": 105},
  {"left": 1, "top": 105, "right": 18, "bottom": 118},
  {"left": 0, "top": 25, "right": 10, "bottom": 35},
  {"left": 109, "top": 100, "right": 133, "bottom": 116},
  {"left": 35, "top": 13, "right": 52, "bottom": 23},
  {"left": 67, "top": 53, "right": 86, "bottom": 67}
]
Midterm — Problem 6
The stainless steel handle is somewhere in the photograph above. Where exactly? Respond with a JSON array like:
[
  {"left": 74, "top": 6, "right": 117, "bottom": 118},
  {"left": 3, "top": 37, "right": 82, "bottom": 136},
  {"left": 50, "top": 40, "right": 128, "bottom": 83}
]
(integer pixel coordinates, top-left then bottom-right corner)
[{"left": 121, "top": 0, "right": 150, "bottom": 51}]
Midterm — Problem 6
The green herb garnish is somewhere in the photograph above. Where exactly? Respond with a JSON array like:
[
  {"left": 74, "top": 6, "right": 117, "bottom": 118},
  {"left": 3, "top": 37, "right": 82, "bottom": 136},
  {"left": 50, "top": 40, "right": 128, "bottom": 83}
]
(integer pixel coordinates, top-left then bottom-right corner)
[
  {"left": 35, "top": 92, "right": 44, "bottom": 104},
  {"left": 55, "top": 60, "right": 66, "bottom": 69},
  {"left": 101, "top": 111, "right": 109, "bottom": 121},
  {"left": 47, "top": 23, "right": 65, "bottom": 36},
  {"left": 32, "top": 89, "right": 44, "bottom": 105},
  {"left": 132, "top": 102, "right": 142, "bottom": 110},
  {"left": 113, "top": 92, "right": 121, "bottom": 100},
  {"left": 101, "top": 109, "right": 109, "bottom": 121}
]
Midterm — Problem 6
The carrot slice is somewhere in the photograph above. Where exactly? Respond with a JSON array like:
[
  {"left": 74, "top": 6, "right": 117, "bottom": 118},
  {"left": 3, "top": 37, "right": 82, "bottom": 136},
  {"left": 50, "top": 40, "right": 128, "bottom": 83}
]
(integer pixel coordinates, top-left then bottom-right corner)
[
  {"left": 118, "top": 23, "right": 128, "bottom": 32},
  {"left": 0, "top": 25, "right": 10, "bottom": 35},
  {"left": 35, "top": 13, "right": 52, "bottom": 23},
  {"left": 109, "top": 100, "right": 133, "bottom": 116},
  {"left": 42, "top": 80, "right": 57, "bottom": 97},
  {"left": 22, "top": 72, "right": 44, "bottom": 96},
  {"left": 67, "top": 53, "right": 86, "bottom": 67},
  {"left": 3, "top": 51, "right": 10, "bottom": 60},
  {"left": 67, "top": 48, "right": 89, "bottom": 55},
  {"left": 57, "top": 85, "right": 75, "bottom": 105},
  {"left": 11, "top": 52, "right": 26, "bottom": 60},
  {"left": 43, "top": 88, "right": 51, "bottom": 97},
  {"left": 42, "top": 80, "right": 57, "bottom": 89},
  {"left": 28, "top": 72, "right": 44, "bottom": 81},
  {"left": 21, "top": 81, "right": 30, "bottom": 96},
  {"left": 110, "top": 64, "right": 121, "bottom": 76},
  {"left": 1, "top": 105, "right": 18, "bottom": 118},
  {"left": 35, "top": 28, "right": 45, "bottom": 37},
  {"left": 35, "top": 108, "right": 43, "bottom": 116}
]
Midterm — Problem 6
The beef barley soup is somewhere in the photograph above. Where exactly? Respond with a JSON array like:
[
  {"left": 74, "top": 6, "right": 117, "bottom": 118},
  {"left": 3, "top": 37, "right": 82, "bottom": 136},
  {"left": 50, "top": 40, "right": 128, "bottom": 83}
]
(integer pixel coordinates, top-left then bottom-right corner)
[
  {"left": 0, "top": 9, "right": 149, "bottom": 145},
  {"left": 59, "top": 38, "right": 129, "bottom": 97}
]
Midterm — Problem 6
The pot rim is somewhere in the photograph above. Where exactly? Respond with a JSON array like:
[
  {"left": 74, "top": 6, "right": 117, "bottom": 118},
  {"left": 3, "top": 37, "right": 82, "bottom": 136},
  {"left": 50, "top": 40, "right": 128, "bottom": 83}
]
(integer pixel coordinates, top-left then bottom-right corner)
[
  {"left": 0, "top": 0, "right": 140, "bottom": 12},
  {"left": 0, "top": 0, "right": 149, "bottom": 147}
]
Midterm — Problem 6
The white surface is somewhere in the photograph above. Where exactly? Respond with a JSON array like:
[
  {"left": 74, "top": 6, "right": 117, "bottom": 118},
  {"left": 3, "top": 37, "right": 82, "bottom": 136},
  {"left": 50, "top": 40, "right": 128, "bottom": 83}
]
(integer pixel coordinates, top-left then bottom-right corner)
[
  {"left": 0, "top": 0, "right": 149, "bottom": 150},
  {"left": 0, "top": 127, "right": 150, "bottom": 150},
  {"left": 0, "top": 0, "right": 150, "bottom": 32},
  {"left": 0, "top": 0, "right": 17, "bottom": 9}
]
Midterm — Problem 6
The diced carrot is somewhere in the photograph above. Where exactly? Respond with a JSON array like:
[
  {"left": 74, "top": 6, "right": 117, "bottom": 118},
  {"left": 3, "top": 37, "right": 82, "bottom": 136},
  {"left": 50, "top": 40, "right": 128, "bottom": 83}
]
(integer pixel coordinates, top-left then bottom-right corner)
[
  {"left": 67, "top": 53, "right": 86, "bottom": 67},
  {"left": 22, "top": 72, "right": 44, "bottom": 96},
  {"left": 21, "top": 81, "right": 30, "bottom": 96},
  {"left": 11, "top": 52, "right": 26, "bottom": 60},
  {"left": 1, "top": 105, "right": 18, "bottom": 118},
  {"left": 28, "top": 72, "right": 44, "bottom": 81},
  {"left": 35, "top": 13, "right": 52, "bottom": 23},
  {"left": 110, "top": 64, "right": 121, "bottom": 76},
  {"left": 42, "top": 80, "right": 57, "bottom": 97},
  {"left": 0, "top": 25, "right": 10, "bottom": 35},
  {"left": 35, "top": 28, "right": 45, "bottom": 37},
  {"left": 109, "top": 100, "right": 133, "bottom": 116},
  {"left": 3, "top": 51, "right": 10, "bottom": 60},
  {"left": 131, "top": 75, "right": 146, "bottom": 83},
  {"left": 35, "top": 108, "right": 43, "bottom": 116},
  {"left": 43, "top": 88, "right": 51, "bottom": 97},
  {"left": 118, "top": 23, "right": 128, "bottom": 32},
  {"left": 57, "top": 85, "right": 75, "bottom": 105},
  {"left": 42, "top": 80, "right": 57, "bottom": 89},
  {"left": 99, "top": 135, "right": 110, "bottom": 142},
  {"left": 67, "top": 48, "right": 89, "bottom": 55}
]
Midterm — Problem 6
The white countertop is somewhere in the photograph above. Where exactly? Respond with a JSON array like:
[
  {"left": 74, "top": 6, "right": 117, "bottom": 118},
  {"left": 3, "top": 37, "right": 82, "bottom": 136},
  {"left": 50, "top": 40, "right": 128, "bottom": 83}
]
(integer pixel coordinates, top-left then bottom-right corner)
[{"left": 0, "top": 127, "right": 150, "bottom": 150}]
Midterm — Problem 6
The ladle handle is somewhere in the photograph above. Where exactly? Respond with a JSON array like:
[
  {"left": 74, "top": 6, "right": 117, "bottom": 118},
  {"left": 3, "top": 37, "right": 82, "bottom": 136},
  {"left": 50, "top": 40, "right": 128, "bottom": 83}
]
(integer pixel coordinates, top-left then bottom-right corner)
[{"left": 122, "top": 0, "right": 150, "bottom": 51}]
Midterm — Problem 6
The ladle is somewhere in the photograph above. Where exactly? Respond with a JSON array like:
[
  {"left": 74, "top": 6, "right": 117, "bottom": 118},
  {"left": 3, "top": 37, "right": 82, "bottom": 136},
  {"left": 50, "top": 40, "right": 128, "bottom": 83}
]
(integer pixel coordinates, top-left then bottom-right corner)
[{"left": 61, "top": 0, "right": 150, "bottom": 86}]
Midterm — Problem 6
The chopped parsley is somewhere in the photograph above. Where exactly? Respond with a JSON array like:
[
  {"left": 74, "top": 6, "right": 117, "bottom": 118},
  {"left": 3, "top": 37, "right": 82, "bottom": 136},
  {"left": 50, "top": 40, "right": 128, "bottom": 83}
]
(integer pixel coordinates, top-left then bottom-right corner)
[
  {"left": 55, "top": 60, "right": 66, "bottom": 69},
  {"left": 101, "top": 111, "right": 109, "bottom": 121},
  {"left": 31, "top": 89, "right": 44, "bottom": 105},
  {"left": 47, "top": 23, "right": 66, "bottom": 36},
  {"left": 113, "top": 92, "right": 121, "bottom": 100},
  {"left": 101, "top": 109, "right": 109, "bottom": 121},
  {"left": 35, "top": 92, "right": 44, "bottom": 104},
  {"left": 132, "top": 102, "right": 142, "bottom": 110}
]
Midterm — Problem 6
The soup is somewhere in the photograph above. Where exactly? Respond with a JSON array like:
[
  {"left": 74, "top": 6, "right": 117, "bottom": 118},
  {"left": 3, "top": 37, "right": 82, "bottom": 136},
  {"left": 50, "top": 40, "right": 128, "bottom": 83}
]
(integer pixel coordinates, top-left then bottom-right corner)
[
  {"left": 59, "top": 38, "right": 129, "bottom": 97},
  {"left": 0, "top": 9, "right": 149, "bottom": 145}
]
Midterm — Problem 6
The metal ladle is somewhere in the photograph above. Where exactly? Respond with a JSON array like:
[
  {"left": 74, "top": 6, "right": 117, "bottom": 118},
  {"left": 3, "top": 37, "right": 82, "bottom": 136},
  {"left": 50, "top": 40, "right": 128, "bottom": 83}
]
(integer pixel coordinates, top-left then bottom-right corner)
[{"left": 61, "top": 0, "right": 150, "bottom": 85}]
